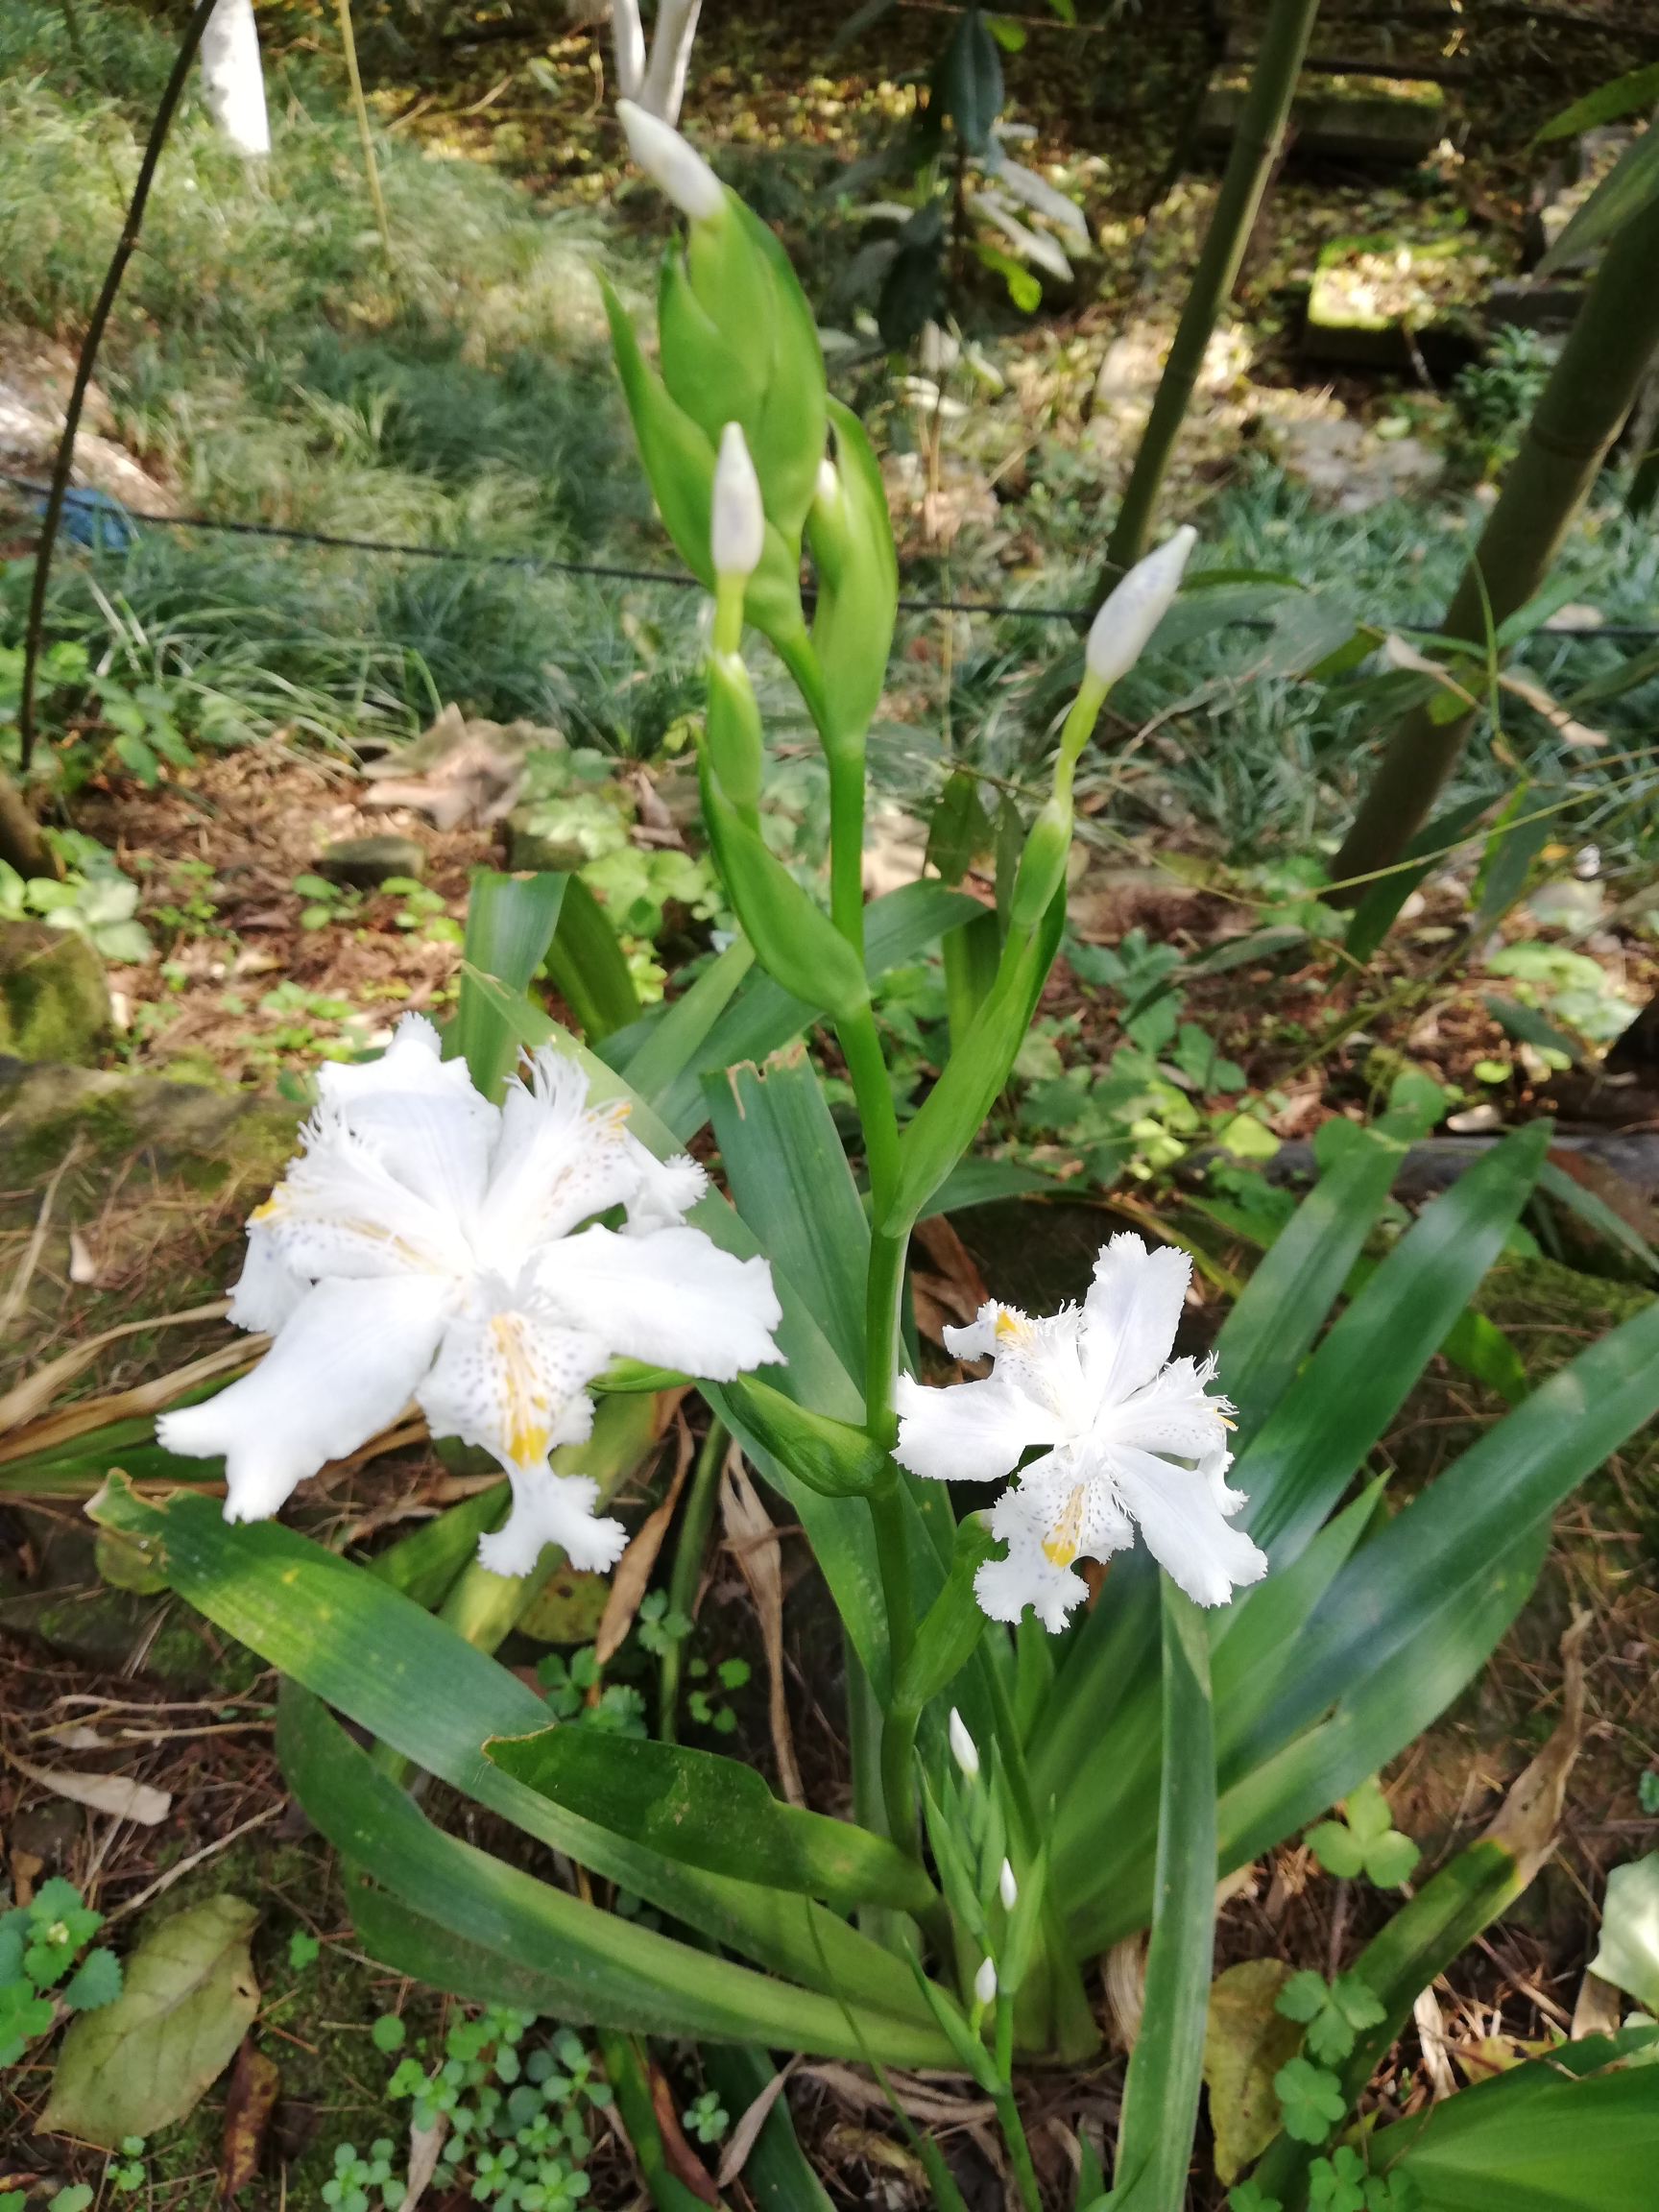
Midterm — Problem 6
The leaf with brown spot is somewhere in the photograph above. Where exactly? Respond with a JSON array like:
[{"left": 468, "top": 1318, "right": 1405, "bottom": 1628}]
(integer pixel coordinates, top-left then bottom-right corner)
[
  {"left": 648, "top": 2062, "right": 719, "bottom": 2206},
  {"left": 220, "top": 2039, "right": 280, "bottom": 2197},
  {"left": 1201, "top": 1958, "right": 1302, "bottom": 2184}
]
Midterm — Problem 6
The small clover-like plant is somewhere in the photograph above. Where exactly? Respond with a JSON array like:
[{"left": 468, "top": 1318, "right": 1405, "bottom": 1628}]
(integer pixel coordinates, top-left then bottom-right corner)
[
  {"left": 108, "top": 2137, "right": 147, "bottom": 2195},
  {"left": 1307, "top": 2146, "right": 1419, "bottom": 2212},
  {"left": 288, "top": 1929, "right": 323, "bottom": 1972},
  {"left": 1306, "top": 1777, "right": 1421, "bottom": 1889},
  {"left": 635, "top": 1590, "right": 692, "bottom": 1656},
  {"left": 372, "top": 2011, "right": 406, "bottom": 2052},
  {"left": 1640, "top": 1770, "right": 1659, "bottom": 1815},
  {"left": 1270, "top": 2056, "right": 1347, "bottom": 2146},
  {"left": 1227, "top": 2185, "right": 1283, "bottom": 2212},
  {"left": 1276, "top": 1970, "right": 1386, "bottom": 2066},
  {"left": 682, "top": 2088, "right": 729, "bottom": 2145},
  {"left": 685, "top": 1655, "right": 750, "bottom": 1734},
  {"left": 0, "top": 1877, "right": 123, "bottom": 2065}
]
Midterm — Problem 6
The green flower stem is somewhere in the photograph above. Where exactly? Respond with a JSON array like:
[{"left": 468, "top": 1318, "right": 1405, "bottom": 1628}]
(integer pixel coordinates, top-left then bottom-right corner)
[
  {"left": 839, "top": 1007, "right": 901, "bottom": 1227},
  {"left": 827, "top": 747, "right": 868, "bottom": 954},
  {"left": 991, "top": 2081, "right": 1042, "bottom": 2212},
  {"left": 712, "top": 572, "right": 746, "bottom": 657},
  {"left": 864, "top": 1222, "right": 908, "bottom": 1451},
  {"left": 878, "top": 1685, "right": 922, "bottom": 1868},
  {"left": 659, "top": 1414, "right": 728, "bottom": 1743}
]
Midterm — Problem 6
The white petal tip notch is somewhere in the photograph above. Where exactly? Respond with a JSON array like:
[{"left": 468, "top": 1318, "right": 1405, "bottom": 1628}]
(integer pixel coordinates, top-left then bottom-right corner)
[
  {"left": 900, "top": 1232, "right": 1262, "bottom": 1631},
  {"left": 711, "top": 422, "right": 765, "bottom": 581},
  {"left": 161, "top": 1016, "right": 782, "bottom": 1578},
  {"left": 616, "top": 99, "right": 725, "bottom": 223},
  {"left": 1085, "top": 523, "right": 1199, "bottom": 687}
]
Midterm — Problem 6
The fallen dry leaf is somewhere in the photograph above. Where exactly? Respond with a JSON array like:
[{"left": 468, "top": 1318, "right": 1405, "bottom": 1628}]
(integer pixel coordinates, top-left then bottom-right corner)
[
  {"left": 9, "top": 1756, "right": 171, "bottom": 1826},
  {"left": 403, "top": 2111, "right": 449, "bottom": 2212},
  {"left": 648, "top": 2062, "right": 718, "bottom": 2206},
  {"left": 715, "top": 2059, "right": 797, "bottom": 2189},
  {"left": 720, "top": 1445, "right": 805, "bottom": 1807},
  {"left": 0, "top": 1299, "right": 231, "bottom": 1434},
  {"left": 593, "top": 1413, "right": 692, "bottom": 1668},
  {"left": 220, "top": 2039, "right": 281, "bottom": 2197}
]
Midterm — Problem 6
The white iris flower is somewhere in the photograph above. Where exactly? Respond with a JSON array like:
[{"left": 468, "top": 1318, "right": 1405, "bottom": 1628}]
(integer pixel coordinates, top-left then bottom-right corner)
[
  {"left": 893, "top": 1234, "right": 1265, "bottom": 1629},
  {"left": 158, "top": 1017, "right": 781, "bottom": 1576}
]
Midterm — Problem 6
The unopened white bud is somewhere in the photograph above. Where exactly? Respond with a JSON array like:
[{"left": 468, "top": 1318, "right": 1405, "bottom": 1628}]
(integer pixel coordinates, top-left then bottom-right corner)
[
  {"left": 974, "top": 1956, "right": 998, "bottom": 2006},
  {"left": 616, "top": 100, "right": 725, "bottom": 223},
  {"left": 998, "top": 1858, "right": 1017, "bottom": 1911},
  {"left": 814, "top": 456, "right": 841, "bottom": 512},
  {"left": 1085, "top": 523, "right": 1197, "bottom": 686},
  {"left": 949, "top": 1707, "right": 979, "bottom": 1781},
  {"left": 711, "top": 422, "right": 764, "bottom": 579}
]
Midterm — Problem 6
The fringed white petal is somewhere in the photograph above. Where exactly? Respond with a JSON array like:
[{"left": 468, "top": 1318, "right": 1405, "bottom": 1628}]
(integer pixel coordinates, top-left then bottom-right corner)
[
  {"left": 1111, "top": 1447, "right": 1268, "bottom": 1608},
  {"left": 1081, "top": 1235, "right": 1190, "bottom": 1406},
  {"left": 975, "top": 1498, "right": 1089, "bottom": 1633},
  {"left": 157, "top": 1275, "right": 452, "bottom": 1523},
  {"left": 226, "top": 1222, "right": 308, "bottom": 1333},
  {"left": 478, "top": 1468, "right": 628, "bottom": 1578},
  {"left": 892, "top": 1372, "right": 1051, "bottom": 1484},
  {"left": 416, "top": 1301, "right": 610, "bottom": 1478},
  {"left": 477, "top": 1050, "right": 640, "bottom": 1264},
  {"left": 257, "top": 1121, "right": 471, "bottom": 1283},
  {"left": 539, "top": 1224, "right": 782, "bottom": 1378},
  {"left": 622, "top": 1134, "right": 708, "bottom": 1232}
]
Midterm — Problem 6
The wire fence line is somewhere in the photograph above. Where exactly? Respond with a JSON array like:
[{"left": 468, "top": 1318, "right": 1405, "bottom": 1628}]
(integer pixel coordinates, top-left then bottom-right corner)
[{"left": 6, "top": 467, "right": 1659, "bottom": 639}]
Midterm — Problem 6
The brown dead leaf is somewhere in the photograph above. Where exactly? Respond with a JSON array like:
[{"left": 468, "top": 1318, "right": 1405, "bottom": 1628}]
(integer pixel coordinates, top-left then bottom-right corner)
[
  {"left": 910, "top": 1215, "right": 990, "bottom": 1345},
  {"left": 720, "top": 1445, "right": 805, "bottom": 1807},
  {"left": 403, "top": 2111, "right": 449, "bottom": 2212},
  {"left": 1480, "top": 1608, "right": 1588, "bottom": 1885},
  {"left": 9, "top": 1849, "right": 43, "bottom": 1908},
  {"left": 796, "top": 2064, "right": 996, "bottom": 2128},
  {"left": 220, "top": 2039, "right": 280, "bottom": 2197},
  {"left": 8, "top": 1755, "right": 171, "bottom": 1826},
  {"left": 593, "top": 1413, "right": 691, "bottom": 1668},
  {"left": 714, "top": 2059, "right": 797, "bottom": 2189},
  {"left": 648, "top": 2063, "right": 718, "bottom": 2206},
  {"left": 0, "top": 1338, "right": 264, "bottom": 1466},
  {"left": 1202, "top": 1959, "right": 1301, "bottom": 2184}
]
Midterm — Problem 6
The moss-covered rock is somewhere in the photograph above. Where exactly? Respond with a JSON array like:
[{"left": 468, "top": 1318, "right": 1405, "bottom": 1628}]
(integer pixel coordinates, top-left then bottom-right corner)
[{"left": 0, "top": 918, "right": 110, "bottom": 1063}]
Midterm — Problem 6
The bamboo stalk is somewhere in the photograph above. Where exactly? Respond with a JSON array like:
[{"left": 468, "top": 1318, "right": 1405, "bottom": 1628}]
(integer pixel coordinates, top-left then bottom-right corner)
[
  {"left": 335, "top": 0, "right": 394, "bottom": 267},
  {"left": 1097, "top": 0, "right": 1323, "bottom": 588},
  {"left": 1334, "top": 196, "right": 1659, "bottom": 888}
]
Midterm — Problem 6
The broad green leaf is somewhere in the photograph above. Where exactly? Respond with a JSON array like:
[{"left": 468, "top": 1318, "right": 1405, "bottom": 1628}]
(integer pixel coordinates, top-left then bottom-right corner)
[
  {"left": 1537, "top": 1160, "right": 1659, "bottom": 1279},
  {"left": 87, "top": 1478, "right": 930, "bottom": 2032},
  {"left": 41, "top": 1897, "right": 259, "bottom": 2146},
  {"left": 484, "top": 1728, "right": 937, "bottom": 1916},
  {"left": 891, "top": 1515, "right": 998, "bottom": 1718},
  {"left": 1214, "top": 1130, "right": 1406, "bottom": 1449},
  {"left": 1237, "top": 1123, "right": 1551, "bottom": 1561},
  {"left": 936, "top": 2, "right": 1004, "bottom": 151},
  {"left": 606, "top": 938, "right": 755, "bottom": 1107},
  {"left": 1109, "top": 1578, "right": 1216, "bottom": 2210},
  {"left": 1438, "top": 1307, "right": 1528, "bottom": 1407},
  {"left": 1535, "top": 61, "right": 1659, "bottom": 143},
  {"left": 1537, "top": 122, "right": 1659, "bottom": 274},
  {"left": 926, "top": 771, "right": 993, "bottom": 887},
  {"left": 369, "top": 1481, "right": 509, "bottom": 1609},
  {"left": 448, "top": 868, "right": 567, "bottom": 1090},
  {"left": 1342, "top": 798, "right": 1489, "bottom": 965},
  {"left": 1587, "top": 1854, "right": 1659, "bottom": 2012},
  {"left": 650, "top": 880, "right": 981, "bottom": 1139},
  {"left": 543, "top": 873, "right": 640, "bottom": 1044},
  {"left": 706, "top": 1047, "right": 870, "bottom": 1382},
  {"left": 885, "top": 890, "right": 1066, "bottom": 1233},
  {"left": 279, "top": 1685, "right": 952, "bottom": 2063},
  {"left": 1365, "top": 2034, "right": 1659, "bottom": 2209},
  {"left": 1233, "top": 1285, "right": 1659, "bottom": 1770}
]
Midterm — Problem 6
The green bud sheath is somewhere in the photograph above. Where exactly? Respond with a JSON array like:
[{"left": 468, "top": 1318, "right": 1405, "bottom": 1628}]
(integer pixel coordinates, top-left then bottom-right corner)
[
  {"left": 1008, "top": 795, "right": 1072, "bottom": 936},
  {"left": 705, "top": 648, "right": 763, "bottom": 828},
  {"left": 807, "top": 400, "right": 899, "bottom": 757},
  {"left": 659, "top": 248, "right": 768, "bottom": 453}
]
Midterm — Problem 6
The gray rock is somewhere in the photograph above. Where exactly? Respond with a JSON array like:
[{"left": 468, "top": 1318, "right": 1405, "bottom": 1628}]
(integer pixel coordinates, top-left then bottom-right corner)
[
  {"left": 317, "top": 833, "right": 426, "bottom": 888},
  {"left": 0, "top": 920, "right": 110, "bottom": 1064}
]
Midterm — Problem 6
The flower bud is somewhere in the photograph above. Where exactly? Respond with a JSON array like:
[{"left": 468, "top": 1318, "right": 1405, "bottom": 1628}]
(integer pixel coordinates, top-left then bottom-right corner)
[
  {"left": 998, "top": 1858, "right": 1017, "bottom": 1911},
  {"left": 974, "top": 1956, "right": 998, "bottom": 2006},
  {"left": 1085, "top": 523, "right": 1197, "bottom": 687},
  {"left": 617, "top": 99, "right": 725, "bottom": 223},
  {"left": 949, "top": 1706, "right": 979, "bottom": 1781},
  {"left": 711, "top": 421, "right": 765, "bottom": 580}
]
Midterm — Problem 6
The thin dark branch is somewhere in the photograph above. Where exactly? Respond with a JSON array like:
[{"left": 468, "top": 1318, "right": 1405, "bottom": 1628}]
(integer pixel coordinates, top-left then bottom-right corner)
[{"left": 17, "top": 0, "right": 221, "bottom": 791}]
